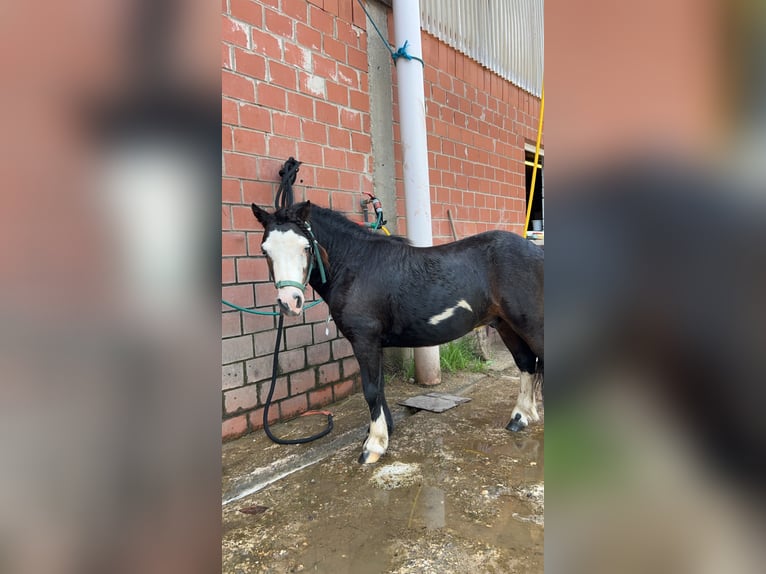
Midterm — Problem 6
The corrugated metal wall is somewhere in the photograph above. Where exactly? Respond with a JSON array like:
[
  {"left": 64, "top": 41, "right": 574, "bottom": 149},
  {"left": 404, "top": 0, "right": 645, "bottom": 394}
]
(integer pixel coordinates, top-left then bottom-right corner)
[{"left": 420, "top": 0, "right": 543, "bottom": 97}]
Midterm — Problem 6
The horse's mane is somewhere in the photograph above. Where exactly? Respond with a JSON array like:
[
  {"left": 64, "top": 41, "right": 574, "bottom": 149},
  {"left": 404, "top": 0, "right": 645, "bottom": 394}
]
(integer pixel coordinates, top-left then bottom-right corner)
[{"left": 272, "top": 203, "right": 410, "bottom": 246}]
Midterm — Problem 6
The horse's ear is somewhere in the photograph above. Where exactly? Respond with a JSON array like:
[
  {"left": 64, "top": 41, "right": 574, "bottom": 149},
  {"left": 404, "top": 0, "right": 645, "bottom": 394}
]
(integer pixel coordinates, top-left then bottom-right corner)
[
  {"left": 292, "top": 201, "right": 311, "bottom": 223},
  {"left": 251, "top": 204, "right": 272, "bottom": 227}
]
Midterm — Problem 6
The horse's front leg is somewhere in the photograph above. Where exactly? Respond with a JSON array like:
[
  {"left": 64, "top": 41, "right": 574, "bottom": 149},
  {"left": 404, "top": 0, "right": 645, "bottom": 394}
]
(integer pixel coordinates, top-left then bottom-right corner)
[{"left": 353, "top": 344, "right": 392, "bottom": 464}]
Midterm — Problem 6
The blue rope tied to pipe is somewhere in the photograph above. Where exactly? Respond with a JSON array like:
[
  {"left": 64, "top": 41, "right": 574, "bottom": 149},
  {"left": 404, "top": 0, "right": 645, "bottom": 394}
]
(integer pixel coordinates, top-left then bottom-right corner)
[
  {"left": 391, "top": 40, "right": 424, "bottom": 66},
  {"left": 355, "top": 0, "right": 425, "bottom": 67}
]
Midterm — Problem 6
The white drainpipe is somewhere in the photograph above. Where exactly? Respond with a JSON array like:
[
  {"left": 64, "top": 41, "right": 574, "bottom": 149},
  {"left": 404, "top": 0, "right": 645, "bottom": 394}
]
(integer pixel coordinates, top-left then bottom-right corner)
[{"left": 392, "top": 0, "right": 441, "bottom": 386}]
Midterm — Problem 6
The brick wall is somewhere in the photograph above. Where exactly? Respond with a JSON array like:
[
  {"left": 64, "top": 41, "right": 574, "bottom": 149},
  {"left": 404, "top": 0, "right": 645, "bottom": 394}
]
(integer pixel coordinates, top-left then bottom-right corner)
[{"left": 221, "top": 0, "right": 542, "bottom": 440}]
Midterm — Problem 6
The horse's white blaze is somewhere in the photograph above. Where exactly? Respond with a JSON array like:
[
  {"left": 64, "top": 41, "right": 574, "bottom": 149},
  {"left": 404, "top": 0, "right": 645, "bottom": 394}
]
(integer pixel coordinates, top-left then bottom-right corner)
[
  {"left": 427, "top": 299, "right": 473, "bottom": 325},
  {"left": 261, "top": 229, "right": 309, "bottom": 314},
  {"left": 362, "top": 411, "right": 388, "bottom": 462},
  {"left": 511, "top": 372, "right": 540, "bottom": 427}
]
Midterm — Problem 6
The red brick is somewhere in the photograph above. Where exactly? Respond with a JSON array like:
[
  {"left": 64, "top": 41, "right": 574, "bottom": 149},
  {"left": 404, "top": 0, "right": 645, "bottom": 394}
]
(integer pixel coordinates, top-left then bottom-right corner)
[
  {"left": 284, "top": 42, "right": 311, "bottom": 70},
  {"left": 340, "top": 108, "right": 362, "bottom": 130},
  {"left": 224, "top": 153, "right": 258, "bottom": 179},
  {"left": 230, "top": 0, "right": 262, "bottom": 26},
  {"left": 342, "top": 356, "right": 359, "bottom": 378},
  {"left": 242, "top": 311, "right": 275, "bottom": 335},
  {"left": 346, "top": 152, "right": 366, "bottom": 172},
  {"left": 338, "top": 171, "right": 360, "bottom": 192},
  {"left": 301, "top": 119, "right": 326, "bottom": 144},
  {"left": 286, "top": 324, "right": 313, "bottom": 349},
  {"left": 279, "top": 395, "right": 308, "bottom": 420},
  {"left": 222, "top": 310, "right": 241, "bottom": 338},
  {"left": 323, "top": 0, "right": 340, "bottom": 16},
  {"left": 351, "top": 0, "right": 366, "bottom": 28},
  {"left": 248, "top": 405, "right": 280, "bottom": 431},
  {"left": 239, "top": 104, "right": 271, "bottom": 132},
  {"left": 243, "top": 181, "right": 273, "bottom": 206},
  {"left": 222, "top": 363, "right": 244, "bottom": 391},
  {"left": 246, "top": 353, "right": 274, "bottom": 384},
  {"left": 282, "top": 0, "right": 309, "bottom": 22},
  {"left": 328, "top": 127, "right": 350, "bottom": 149},
  {"left": 250, "top": 28, "right": 282, "bottom": 59},
  {"left": 222, "top": 415, "right": 248, "bottom": 440},
  {"left": 253, "top": 330, "right": 278, "bottom": 358},
  {"left": 332, "top": 337, "right": 354, "bottom": 359},
  {"left": 268, "top": 61, "right": 297, "bottom": 90},
  {"left": 332, "top": 191, "right": 360, "bottom": 213},
  {"left": 222, "top": 70, "right": 254, "bottom": 102},
  {"left": 323, "top": 148, "right": 345, "bottom": 169},
  {"left": 314, "top": 101, "right": 338, "bottom": 125},
  {"left": 349, "top": 89, "right": 369, "bottom": 112},
  {"left": 222, "top": 125, "right": 233, "bottom": 151},
  {"left": 236, "top": 256, "right": 269, "bottom": 282},
  {"left": 324, "top": 37, "right": 346, "bottom": 63},
  {"left": 222, "top": 16, "right": 248, "bottom": 48},
  {"left": 222, "top": 45, "right": 232, "bottom": 70},
  {"left": 268, "top": 135, "right": 297, "bottom": 159},
  {"left": 287, "top": 91, "right": 314, "bottom": 117},
  {"left": 257, "top": 83, "right": 287, "bottom": 110},
  {"left": 290, "top": 369, "right": 316, "bottom": 394},
  {"left": 333, "top": 379, "right": 356, "bottom": 401},
  {"left": 306, "top": 341, "right": 331, "bottom": 365},
  {"left": 264, "top": 9, "right": 293, "bottom": 38},
  {"left": 222, "top": 334, "right": 254, "bottom": 364},
  {"left": 222, "top": 231, "right": 247, "bottom": 256},
  {"left": 224, "top": 384, "right": 260, "bottom": 414},
  {"left": 222, "top": 98, "right": 239, "bottom": 125},
  {"left": 336, "top": 20, "right": 358, "bottom": 47},
  {"left": 336, "top": 64, "right": 358, "bottom": 88},
  {"left": 309, "top": 5, "right": 333, "bottom": 33},
  {"left": 296, "top": 23, "right": 321, "bottom": 50},
  {"left": 222, "top": 257, "right": 236, "bottom": 284},
  {"left": 278, "top": 348, "right": 306, "bottom": 373},
  {"left": 296, "top": 141, "right": 323, "bottom": 166},
  {"left": 272, "top": 112, "right": 301, "bottom": 138},
  {"left": 233, "top": 128, "right": 267, "bottom": 154},
  {"left": 257, "top": 373, "right": 288, "bottom": 404},
  {"left": 255, "top": 282, "right": 278, "bottom": 306},
  {"left": 309, "top": 386, "right": 334, "bottom": 409},
  {"left": 297, "top": 72, "right": 326, "bottom": 99},
  {"left": 318, "top": 362, "right": 340, "bottom": 385},
  {"left": 323, "top": 82, "right": 346, "bottom": 107},
  {"left": 222, "top": 284, "right": 254, "bottom": 309},
  {"left": 235, "top": 49, "right": 266, "bottom": 80},
  {"left": 314, "top": 54, "right": 338, "bottom": 82}
]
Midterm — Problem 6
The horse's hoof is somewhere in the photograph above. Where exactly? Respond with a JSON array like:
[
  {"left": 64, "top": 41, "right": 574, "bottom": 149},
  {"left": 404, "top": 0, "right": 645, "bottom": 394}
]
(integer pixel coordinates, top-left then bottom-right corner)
[
  {"left": 358, "top": 450, "right": 382, "bottom": 464},
  {"left": 506, "top": 413, "right": 526, "bottom": 432}
]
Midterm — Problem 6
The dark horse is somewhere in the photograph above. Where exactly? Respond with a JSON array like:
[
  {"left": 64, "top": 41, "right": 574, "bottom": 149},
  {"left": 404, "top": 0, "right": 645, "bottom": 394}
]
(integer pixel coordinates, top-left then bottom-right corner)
[{"left": 252, "top": 201, "right": 544, "bottom": 464}]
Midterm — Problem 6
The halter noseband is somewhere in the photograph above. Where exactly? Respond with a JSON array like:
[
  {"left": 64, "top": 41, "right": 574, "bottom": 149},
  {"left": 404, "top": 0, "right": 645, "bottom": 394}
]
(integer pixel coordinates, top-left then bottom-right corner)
[{"left": 273, "top": 221, "right": 327, "bottom": 292}]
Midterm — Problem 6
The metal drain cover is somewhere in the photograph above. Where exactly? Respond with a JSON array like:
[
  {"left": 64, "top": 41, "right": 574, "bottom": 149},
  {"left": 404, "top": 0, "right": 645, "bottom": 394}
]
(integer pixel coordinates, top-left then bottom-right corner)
[{"left": 398, "top": 392, "right": 472, "bottom": 413}]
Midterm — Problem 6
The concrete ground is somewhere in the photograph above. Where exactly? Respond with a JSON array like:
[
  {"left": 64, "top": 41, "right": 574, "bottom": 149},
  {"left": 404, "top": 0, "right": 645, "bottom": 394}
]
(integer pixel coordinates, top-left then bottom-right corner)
[{"left": 222, "top": 342, "right": 544, "bottom": 573}]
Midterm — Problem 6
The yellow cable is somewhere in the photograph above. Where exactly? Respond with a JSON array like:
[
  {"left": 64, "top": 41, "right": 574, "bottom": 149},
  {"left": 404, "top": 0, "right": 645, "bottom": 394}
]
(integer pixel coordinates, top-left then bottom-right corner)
[{"left": 523, "top": 83, "right": 544, "bottom": 238}]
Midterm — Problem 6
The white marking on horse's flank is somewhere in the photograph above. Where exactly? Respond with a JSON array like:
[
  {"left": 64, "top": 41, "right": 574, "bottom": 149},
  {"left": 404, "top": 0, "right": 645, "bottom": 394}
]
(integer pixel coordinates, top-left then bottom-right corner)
[
  {"left": 363, "top": 411, "right": 388, "bottom": 457},
  {"left": 428, "top": 299, "right": 473, "bottom": 325}
]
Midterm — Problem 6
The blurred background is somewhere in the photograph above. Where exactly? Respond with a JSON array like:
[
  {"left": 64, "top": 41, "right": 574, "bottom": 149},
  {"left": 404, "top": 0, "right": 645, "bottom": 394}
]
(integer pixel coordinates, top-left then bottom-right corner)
[
  {"left": 0, "top": 1, "right": 221, "bottom": 573},
  {"left": 0, "top": 0, "right": 764, "bottom": 572},
  {"left": 546, "top": 0, "right": 766, "bottom": 572}
]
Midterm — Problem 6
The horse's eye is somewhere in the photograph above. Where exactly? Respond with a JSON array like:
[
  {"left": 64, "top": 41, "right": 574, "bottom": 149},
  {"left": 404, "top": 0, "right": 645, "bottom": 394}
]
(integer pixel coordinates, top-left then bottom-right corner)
[{"left": 304, "top": 246, "right": 311, "bottom": 252}]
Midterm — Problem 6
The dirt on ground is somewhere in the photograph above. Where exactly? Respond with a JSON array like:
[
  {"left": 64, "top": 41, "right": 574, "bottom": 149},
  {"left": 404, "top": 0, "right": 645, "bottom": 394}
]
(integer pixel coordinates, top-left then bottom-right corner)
[{"left": 222, "top": 343, "right": 543, "bottom": 573}]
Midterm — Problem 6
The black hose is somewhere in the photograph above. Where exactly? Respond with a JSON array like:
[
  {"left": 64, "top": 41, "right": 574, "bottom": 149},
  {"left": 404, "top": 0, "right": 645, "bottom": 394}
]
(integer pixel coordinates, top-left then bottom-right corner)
[
  {"left": 262, "top": 314, "right": 334, "bottom": 444},
  {"left": 274, "top": 157, "right": 302, "bottom": 210}
]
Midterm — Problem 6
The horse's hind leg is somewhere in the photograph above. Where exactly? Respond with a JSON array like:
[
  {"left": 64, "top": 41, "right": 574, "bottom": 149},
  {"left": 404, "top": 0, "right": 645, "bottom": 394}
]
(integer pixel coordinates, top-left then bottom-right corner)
[
  {"left": 353, "top": 343, "right": 392, "bottom": 464},
  {"left": 494, "top": 321, "right": 541, "bottom": 431}
]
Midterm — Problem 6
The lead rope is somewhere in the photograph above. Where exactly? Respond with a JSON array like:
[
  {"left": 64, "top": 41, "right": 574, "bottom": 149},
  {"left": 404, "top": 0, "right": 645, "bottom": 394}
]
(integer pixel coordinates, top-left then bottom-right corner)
[
  {"left": 262, "top": 314, "right": 334, "bottom": 444},
  {"left": 262, "top": 157, "right": 333, "bottom": 445}
]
